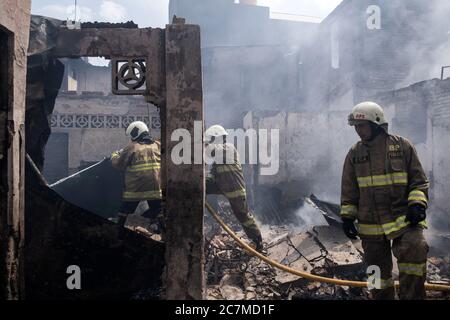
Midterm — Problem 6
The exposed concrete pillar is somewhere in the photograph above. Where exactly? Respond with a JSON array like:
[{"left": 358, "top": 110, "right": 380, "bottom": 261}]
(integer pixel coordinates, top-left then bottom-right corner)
[
  {"left": 0, "top": 0, "right": 31, "bottom": 300},
  {"left": 164, "top": 22, "right": 205, "bottom": 300}
]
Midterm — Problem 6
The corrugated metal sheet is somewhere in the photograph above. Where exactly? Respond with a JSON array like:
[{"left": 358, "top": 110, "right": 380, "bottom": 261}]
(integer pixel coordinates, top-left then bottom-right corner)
[{"left": 50, "top": 159, "right": 123, "bottom": 219}]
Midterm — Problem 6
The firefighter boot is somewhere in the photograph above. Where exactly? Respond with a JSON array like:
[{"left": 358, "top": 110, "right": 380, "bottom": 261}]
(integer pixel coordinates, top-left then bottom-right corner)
[
  {"left": 253, "top": 233, "right": 264, "bottom": 252},
  {"left": 243, "top": 225, "right": 264, "bottom": 252}
]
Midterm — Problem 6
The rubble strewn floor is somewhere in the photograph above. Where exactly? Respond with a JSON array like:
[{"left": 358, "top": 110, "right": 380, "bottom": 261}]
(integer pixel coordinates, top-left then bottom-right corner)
[
  {"left": 204, "top": 224, "right": 370, "bottom": 300},
  {"left": 203, "top": 200, "right": 450, "bottom": 300},
  {"left": 115, "top": 197, "right": 450, "bottom": 300}
]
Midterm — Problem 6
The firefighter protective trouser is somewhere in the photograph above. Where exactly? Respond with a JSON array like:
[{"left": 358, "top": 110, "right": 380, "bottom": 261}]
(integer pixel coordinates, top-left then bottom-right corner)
[
  {"left": 362, "top": 227, "right": 428, "bottom": 300},
  {"left": 206, "top": 177, "right": 262, "bottom": 245}
]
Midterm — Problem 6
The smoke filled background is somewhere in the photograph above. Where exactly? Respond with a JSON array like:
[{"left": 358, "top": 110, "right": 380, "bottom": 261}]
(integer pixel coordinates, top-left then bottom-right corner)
[
  {"left": 32, "top": 1, "right": 450, "bottom": 234},
  {"left": 170, "top": 0, "right": 450, "bottom": 233}
]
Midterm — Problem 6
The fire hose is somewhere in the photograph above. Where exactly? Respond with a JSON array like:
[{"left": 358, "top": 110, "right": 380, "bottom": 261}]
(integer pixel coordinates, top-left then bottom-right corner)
[{"left": 205, "top": 202, "right": 450, "bottom": 292}]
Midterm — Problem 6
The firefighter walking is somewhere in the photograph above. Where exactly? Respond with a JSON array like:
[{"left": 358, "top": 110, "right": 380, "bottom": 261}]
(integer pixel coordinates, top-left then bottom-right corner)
[
  {"left": 340, "top": 102, "right": 429, "bottom": 300},
  {"left": 110, "top": 121, "right": 163, "bottom": 238},
  {"left": 205, "top": 125, "right": 264, "bottom": 251}
]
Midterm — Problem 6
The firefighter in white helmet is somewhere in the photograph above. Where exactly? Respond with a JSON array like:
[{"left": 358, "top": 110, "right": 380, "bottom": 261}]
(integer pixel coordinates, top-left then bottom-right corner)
[
  {"left": 110, "top": 121, "right": 163, "bottom": 238},
  {"left": 205, "top": 125, "right": 264, "bottom": 251},
  {"left": 341, "top": 101, "right": 429, "bottom": 299}
]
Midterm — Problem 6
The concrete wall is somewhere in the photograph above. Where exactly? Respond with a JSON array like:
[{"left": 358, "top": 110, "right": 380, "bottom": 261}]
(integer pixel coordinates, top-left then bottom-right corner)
[
  {"left": 0, "top": 0, "right": 31, "bottom": 299},
  {"left": 244, "top": 109, "right": 355, "bottom": 205}
]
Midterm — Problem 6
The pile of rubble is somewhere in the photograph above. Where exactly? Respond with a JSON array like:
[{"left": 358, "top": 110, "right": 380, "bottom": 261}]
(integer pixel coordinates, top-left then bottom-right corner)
[
  {"left": 204, "top": 222, "right": 371, "bottom": 300},
  {"left": 203, "top": 196, "right": 369, "bottom": 300},
  {"left": 120, "top": 196, "right": 449, "bottom": 300},
  {"left": 426, "top": 234, "right": 450, "bottom": 300},
  {"left": 204, "top": 197, "right": 450, "bottom": 300},
  {"left": 205, "top": 230, "right": 280, "bottom": 300}
]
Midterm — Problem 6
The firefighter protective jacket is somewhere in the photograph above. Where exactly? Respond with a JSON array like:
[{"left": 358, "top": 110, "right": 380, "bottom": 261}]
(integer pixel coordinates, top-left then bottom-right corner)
[
  {"left": 340, "top": 133, "right": 429, "bottom": 240},
  {"left": 111, "top": 140, "right": 162, "bottom": 201},
  {"left": 209, "top": 143, "right": 247, "bottom": 200}
]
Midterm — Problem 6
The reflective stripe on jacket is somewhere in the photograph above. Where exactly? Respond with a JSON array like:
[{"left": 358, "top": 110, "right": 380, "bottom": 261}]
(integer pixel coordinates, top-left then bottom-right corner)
[
  {"left": 210, "top": 143, "right": 247, "bottom": 200},
  {"left": 340, "top": 133, "right": 429, "bottom": 240},
  {"left": 111, "top": 140, "right": 162, "bottom": 201}
]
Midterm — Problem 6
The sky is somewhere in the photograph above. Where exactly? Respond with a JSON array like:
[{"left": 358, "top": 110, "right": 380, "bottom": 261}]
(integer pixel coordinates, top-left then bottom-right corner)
[
  {"left": 31, "top": 0, "right": 343, "bottom": 65},
  {"left": 31, "top": 0, "right": 344, "bottom": 28}
]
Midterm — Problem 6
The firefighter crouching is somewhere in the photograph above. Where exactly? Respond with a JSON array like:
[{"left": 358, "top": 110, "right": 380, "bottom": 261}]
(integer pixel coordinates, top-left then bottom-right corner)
[
  {"left": 205, "top": 125, "right": 264, "bottom": 251},
  {"left": 340, "top": 101, "right": 429, "bottom": 300},
  {"left": 110, "top": 121, "right": 163, "bottom": 239}
]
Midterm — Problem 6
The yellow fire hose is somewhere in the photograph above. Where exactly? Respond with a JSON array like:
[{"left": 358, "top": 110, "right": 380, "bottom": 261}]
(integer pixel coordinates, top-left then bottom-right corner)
[{"left": 205, "top": 202, "right": 450, "bottom": 292}]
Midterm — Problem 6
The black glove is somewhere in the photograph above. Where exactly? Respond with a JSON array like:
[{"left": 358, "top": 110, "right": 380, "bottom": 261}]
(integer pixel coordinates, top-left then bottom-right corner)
[
  {"left": 406, "top": 204, "right": 426, "bottom": 226},
  {"left": 342, "top": 218, "right": 358, "bottom": 240}
]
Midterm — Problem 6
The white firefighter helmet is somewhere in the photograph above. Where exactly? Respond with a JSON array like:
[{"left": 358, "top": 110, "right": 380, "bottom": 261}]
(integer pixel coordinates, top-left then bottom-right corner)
[
  {"left": 205, "top": 125, "right": 228, "bottom": 142},
  {"left": 348, "top": 101, "right": 388, "bottom": 127},
  {"left": 126, "top": 121, "right": 149, "bottom": 141}
]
